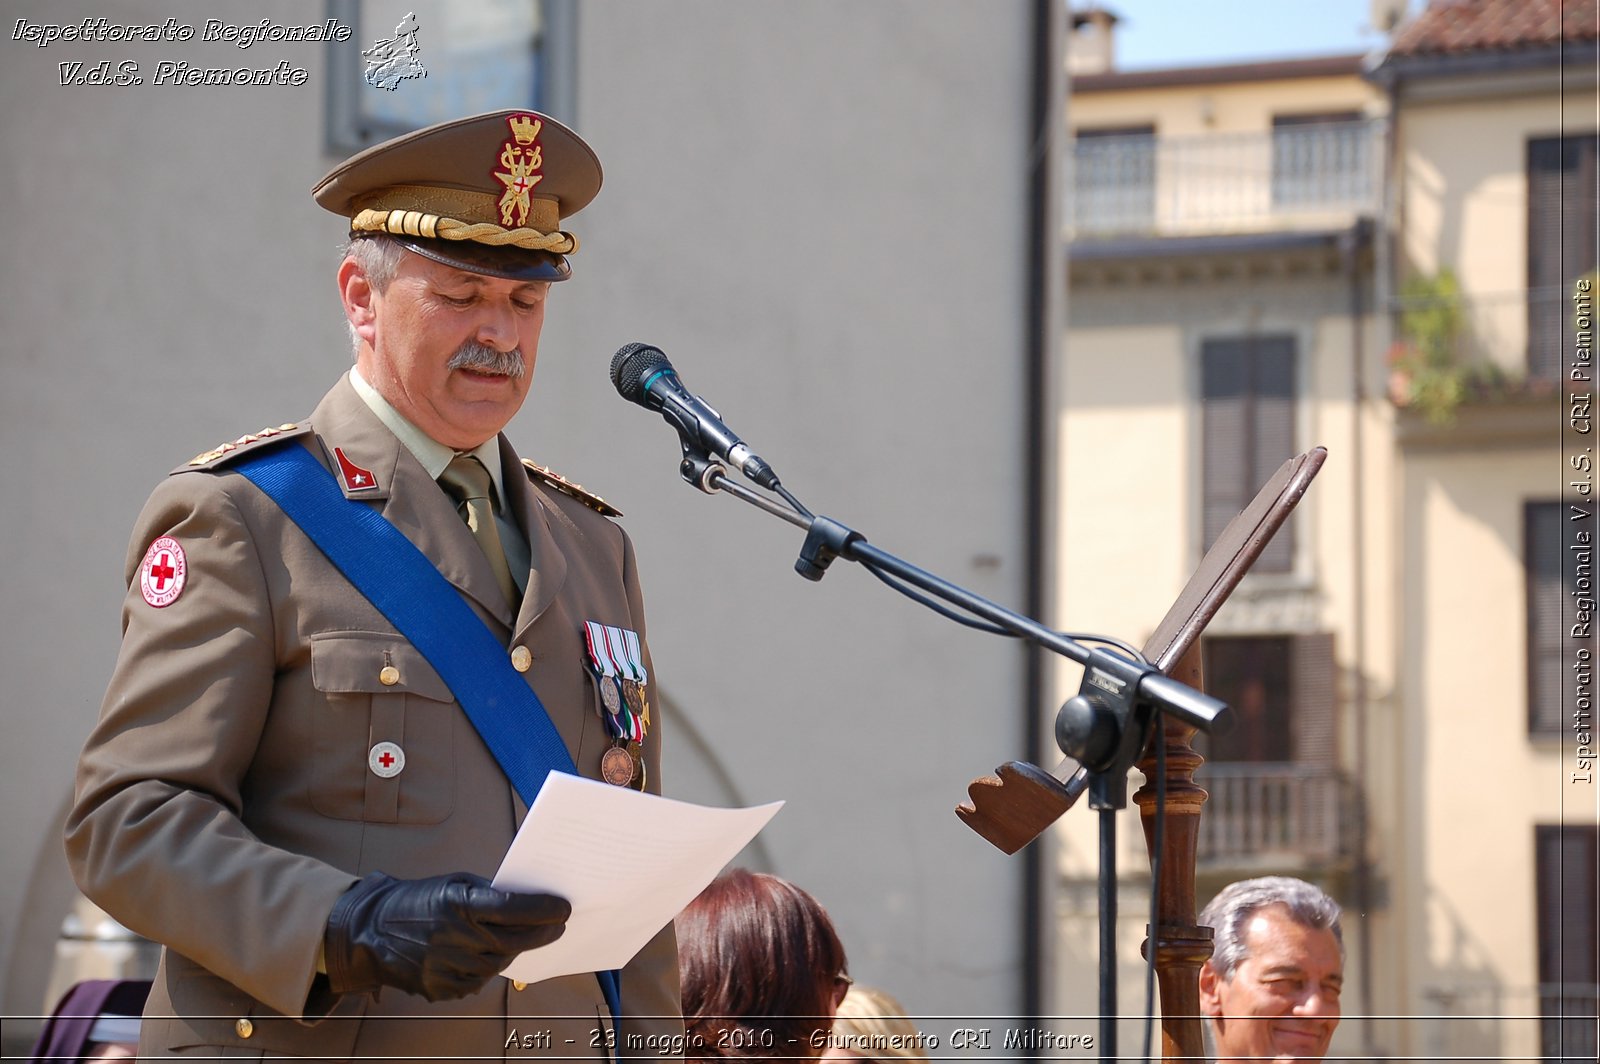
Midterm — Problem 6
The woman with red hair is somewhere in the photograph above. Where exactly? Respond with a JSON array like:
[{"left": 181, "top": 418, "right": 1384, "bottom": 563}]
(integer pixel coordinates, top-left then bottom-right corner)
[{"left": 676, "top": 868, "right": 851, "bottom": 1061}]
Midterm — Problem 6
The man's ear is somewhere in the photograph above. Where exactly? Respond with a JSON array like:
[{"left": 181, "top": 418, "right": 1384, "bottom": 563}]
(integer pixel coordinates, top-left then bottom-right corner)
[
  {"left": 338, "top": 257, "right": 377, "bottom": 350},
  {"left": 1198, "top": 960, "right": 1223, "bottom": 1017}
]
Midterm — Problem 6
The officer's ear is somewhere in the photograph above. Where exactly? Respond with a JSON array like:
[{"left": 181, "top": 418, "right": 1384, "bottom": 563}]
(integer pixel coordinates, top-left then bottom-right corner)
[
  {"left": 338, "top": 256, "right": 378, "bottom": 350},
  {"left": 1198, "top": 959, "right": 1224, "bottom": 1017}
]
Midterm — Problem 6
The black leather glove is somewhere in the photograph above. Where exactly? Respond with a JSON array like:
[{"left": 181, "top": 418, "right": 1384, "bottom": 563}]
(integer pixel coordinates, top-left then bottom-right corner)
[{"left": 323, "top": 872, "right": 570, "bottom": 1001}]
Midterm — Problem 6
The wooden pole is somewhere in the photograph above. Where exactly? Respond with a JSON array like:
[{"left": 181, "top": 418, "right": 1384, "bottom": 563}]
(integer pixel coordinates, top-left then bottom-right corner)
[{"left": 1133, "top": 643, "right": 1212, "bottom": 1063}]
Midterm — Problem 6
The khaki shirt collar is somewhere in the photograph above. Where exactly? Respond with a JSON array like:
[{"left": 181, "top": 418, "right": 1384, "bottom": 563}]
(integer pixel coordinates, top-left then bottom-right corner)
[{"left": 348, "top": 367, "right": 506, "bottom": 502}]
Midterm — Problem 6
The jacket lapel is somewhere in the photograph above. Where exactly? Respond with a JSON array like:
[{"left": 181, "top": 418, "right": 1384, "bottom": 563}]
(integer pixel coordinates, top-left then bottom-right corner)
[
  {"left": 499, "top": 439, "right": 568, "bottom": 639},
  {"left": 307, "top": 378, "right": 517, "bottom": 629}
]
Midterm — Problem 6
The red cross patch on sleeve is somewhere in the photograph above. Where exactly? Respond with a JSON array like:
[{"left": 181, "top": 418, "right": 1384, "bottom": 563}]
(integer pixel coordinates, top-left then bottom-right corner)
[{"left": 139, "top": 536, "right": 187, "bottom": 608}]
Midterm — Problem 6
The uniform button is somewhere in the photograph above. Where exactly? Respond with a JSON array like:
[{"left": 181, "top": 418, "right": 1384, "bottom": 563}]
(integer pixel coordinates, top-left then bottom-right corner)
[
  {"left": 236, "top": 1018, "right": 254, "bottom": 1039},
  {"left": 510, "top": 646, "right": 532, "bottom": 673},
  {"left": 513, "top": 980, "right": 528, "bottom": 991},
  {"left": 379, "top": 665, "right": 400, "bottom": 686}
]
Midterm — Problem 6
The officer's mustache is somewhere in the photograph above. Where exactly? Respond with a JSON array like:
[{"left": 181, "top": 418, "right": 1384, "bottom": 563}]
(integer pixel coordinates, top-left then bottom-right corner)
[{"left": 447, "top": 342, "right": 525, "bottom": 379}]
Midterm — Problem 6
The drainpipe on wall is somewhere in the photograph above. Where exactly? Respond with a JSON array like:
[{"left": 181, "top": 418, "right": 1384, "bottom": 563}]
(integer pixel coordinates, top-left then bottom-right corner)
[
  {"left": 1341, "top": 215, "right": 1380, "bottom": 1060},
  {"left": 1362, "top": 73, "right": 1407, "bottom": 1059},
  {"left": 1023, "top": 0, "right": 1066, "bottom": 1046}
]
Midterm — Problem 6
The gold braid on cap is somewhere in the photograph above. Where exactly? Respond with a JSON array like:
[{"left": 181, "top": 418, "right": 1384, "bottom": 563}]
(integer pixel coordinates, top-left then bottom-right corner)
[{"left": 350, "top": 208, "right": 578, "bottom": 254}]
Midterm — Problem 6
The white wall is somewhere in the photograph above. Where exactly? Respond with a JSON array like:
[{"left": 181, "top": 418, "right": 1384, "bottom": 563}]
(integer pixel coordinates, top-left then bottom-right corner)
[
  {"left": 0, "top": 0, "right": 353, "bottom": 1031},
  {"left": 0, "top": 0, "right": 1051, "bottom": 1040},
  {"left": 556, "top": 1, "right": 1044, "bottom": 1026}
]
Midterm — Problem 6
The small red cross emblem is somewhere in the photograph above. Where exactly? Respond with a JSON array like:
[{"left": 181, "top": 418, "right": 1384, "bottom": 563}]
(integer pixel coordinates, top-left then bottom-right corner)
[
  {"left": 369, "top": 741, "right": 405, "bottom": 778},
  {"left": 149, "top": 553, "right": 176, "bottom": 590},
  {"left": 139, "top": 537, "right": 187, "bottom": 608}
]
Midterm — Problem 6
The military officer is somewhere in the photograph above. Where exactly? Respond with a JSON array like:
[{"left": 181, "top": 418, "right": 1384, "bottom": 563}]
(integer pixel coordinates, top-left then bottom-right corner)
[{"left": 66, "top": 110, "right": 682, "bottom": 1060}]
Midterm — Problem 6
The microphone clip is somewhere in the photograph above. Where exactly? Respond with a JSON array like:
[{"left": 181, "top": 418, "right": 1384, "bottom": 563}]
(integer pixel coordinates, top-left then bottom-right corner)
[
  {"left": 795, "top": 516, "right": 864, "bottom": 583},
  {"left": 678, "top": 439, "right": 726, "bottom": 495}
]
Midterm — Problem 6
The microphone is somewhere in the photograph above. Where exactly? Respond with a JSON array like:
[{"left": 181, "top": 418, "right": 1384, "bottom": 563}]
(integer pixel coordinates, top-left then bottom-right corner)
[{"left": 610, "top": 343, "right": 781, "bottom": 490}]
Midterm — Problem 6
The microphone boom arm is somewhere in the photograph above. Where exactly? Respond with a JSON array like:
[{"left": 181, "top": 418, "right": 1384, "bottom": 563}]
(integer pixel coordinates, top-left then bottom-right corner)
[
  {"left": 698, "top": 468, "right": 1227, "bottom": 759},
  {"left": 691, "top": 458, "right": 1232, "bottom": 1064}
]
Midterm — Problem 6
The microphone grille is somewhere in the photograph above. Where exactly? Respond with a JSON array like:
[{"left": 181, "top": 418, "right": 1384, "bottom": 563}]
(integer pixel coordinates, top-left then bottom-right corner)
[{"left": 610, "top": 343, "right": 673, "bottom": 403}]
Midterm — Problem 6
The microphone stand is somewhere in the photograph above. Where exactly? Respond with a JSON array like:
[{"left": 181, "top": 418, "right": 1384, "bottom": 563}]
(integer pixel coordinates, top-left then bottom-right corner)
[{"left": 679, "top": 449, "right": 1229, "bottom": 1062}]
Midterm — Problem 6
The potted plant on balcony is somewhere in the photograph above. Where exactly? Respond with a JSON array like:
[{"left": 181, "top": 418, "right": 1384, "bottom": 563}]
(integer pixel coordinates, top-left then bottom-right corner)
[{"left": 1387, "top": 268, "right": 1506, "bottom": 425}]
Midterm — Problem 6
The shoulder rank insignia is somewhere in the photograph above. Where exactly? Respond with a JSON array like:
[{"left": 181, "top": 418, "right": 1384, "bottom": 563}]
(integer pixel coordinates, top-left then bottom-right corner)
[
  {"left": 186, "top": 423, "right": 306, "bottom": 468},
  {"left": 522, "top": 459, "right": 621, "bottom": 517}
]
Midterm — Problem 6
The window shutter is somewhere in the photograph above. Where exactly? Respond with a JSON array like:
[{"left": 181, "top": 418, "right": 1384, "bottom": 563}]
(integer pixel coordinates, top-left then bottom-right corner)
[
  {"left": 1253, "top": 337, "right": 1297, "bottom": 572},
  {"left": 1202, "top": 338, "right": 1251, "bottom": 559},
  {"left": 1527, "top": 134, "right": 1599, "bottom": 383},
  {"left": 1201, "top": 335, "right": 1297, "bottom": 571},
  {"left": 1528, "top": 137, "right": 1563, "bottom": 381},
  {"left": 1291, "top": 632, "right": 1337, "bottom": 766},
  {"left": 1525, "top": 501, "right": 1567, "bottom": 735},
  {"left": 1073, "top": 126, "right": 1156, "bottom": 235},
  {"left": 1271, "top": 112, "right": 1366, "bottom": 207},
  {"left": 1535, "top": 825, "right": 1600, "bottom": 1063},
  {"left": 1536, "top": 825, "right": 1600, "bottom": 983}
]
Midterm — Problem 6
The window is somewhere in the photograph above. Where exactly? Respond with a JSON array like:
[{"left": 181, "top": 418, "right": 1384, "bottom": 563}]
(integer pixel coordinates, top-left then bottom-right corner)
[
  {"left": 1072, "top": 125, "right": 1156, "bottom": 236},
  {"left": 1534, "top": 825, "right": 1599, "bottom": 1064},
  {"left": 1200, "top": 335, "right": 1297, "bottom": 572},
  {"left": 327, "top": 0, "right": 550, "bottom": 154},
  {"left": 1527, "top": 501, "right": 1577, "bottom": 736},
  {"left": 1527, "top": 133, "right": 1598, "bottom": 384},
  {"left": 1271, "top": 112, "right": 1370, "bottom": 210},
  {"left": 1193, "top": 634, "right": 1343, "bottom": 865},
  {"left": 1197, "top": 634, "right": 1335, "bottom": 766}
]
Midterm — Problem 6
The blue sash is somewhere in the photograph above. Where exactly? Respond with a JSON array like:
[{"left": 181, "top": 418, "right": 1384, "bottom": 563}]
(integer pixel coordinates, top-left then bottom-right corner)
[{"left": 234, "top": 443, "right": 623, "bottom": 1031}]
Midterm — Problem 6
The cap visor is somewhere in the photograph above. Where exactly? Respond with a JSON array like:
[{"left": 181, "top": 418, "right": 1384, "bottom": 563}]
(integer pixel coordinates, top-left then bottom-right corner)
[{"left": 395, "top": 236, "right": 571, "bottom": 282}]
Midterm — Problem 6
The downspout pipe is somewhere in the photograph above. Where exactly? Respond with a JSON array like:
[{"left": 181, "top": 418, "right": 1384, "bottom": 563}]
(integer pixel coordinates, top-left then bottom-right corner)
[
  {"left": 1360, "top": 48, "right": 1403, "bottom": 1056},
  {"left": 1341, "top": 214, "right": 1379, "bottom": 1060},
  {"left": 1023, "top": 0, "right": 1066, "bottom": 1046}
]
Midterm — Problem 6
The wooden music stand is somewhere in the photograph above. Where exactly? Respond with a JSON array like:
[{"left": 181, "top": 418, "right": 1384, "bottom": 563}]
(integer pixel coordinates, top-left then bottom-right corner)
[{"left": 956, "top": 446, "right": 1327, "bottom": 1063}]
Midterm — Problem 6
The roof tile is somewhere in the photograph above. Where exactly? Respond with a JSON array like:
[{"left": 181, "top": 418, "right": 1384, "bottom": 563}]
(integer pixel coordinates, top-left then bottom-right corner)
[{"left": 1388, "top": 0, "right": 1597, "bottom": 57}]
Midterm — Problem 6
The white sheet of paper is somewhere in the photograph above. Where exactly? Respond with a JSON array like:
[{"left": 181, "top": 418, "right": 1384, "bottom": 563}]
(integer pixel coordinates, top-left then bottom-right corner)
[{"left": 492, "top": 772, "right": 783, "bottom": 986}]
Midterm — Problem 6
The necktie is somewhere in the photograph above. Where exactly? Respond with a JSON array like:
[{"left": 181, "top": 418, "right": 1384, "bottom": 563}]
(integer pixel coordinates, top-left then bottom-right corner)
[{"left": 438, "top": 455, "right": 520, "bottom": 610}]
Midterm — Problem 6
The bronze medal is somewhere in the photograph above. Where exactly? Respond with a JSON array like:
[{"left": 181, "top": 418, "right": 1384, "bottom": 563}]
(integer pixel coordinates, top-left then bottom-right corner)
[
  {"left": 600, "top": 743, "right": 636, "bottom": 787},
  {"left": 599, "top": 675, "right": 621, "bottom": 715},
  {"left": 626, "top": 741, "right": 647, "bottom": 792},
  {"left": 621, "top": 678, "right": 644, "bottom": 716}
]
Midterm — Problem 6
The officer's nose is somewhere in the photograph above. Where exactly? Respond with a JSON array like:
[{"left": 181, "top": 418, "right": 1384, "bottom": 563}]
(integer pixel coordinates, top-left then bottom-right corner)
[{"left": 474, "top": 305, "right": 520, "bottom": 353}]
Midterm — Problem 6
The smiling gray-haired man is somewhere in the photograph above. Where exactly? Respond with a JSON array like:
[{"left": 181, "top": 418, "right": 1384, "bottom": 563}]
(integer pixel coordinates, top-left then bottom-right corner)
[{"left": 1198, "top": 876, "right": 1344, "bottom": 1063}]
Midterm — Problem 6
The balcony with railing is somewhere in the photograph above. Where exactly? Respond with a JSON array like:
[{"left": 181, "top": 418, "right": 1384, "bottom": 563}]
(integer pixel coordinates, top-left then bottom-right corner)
[
  {"left": 1068, "top": 120, "right": 1383, "bottom": 242},
  {"left": 1191, "top": 763, "right": 1361, "bottom": 871}
]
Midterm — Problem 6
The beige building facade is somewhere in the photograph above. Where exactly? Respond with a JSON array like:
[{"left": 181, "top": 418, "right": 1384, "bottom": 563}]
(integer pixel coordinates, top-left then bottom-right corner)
[
  {"left": 1057, "top": 43, "right": 1390, "bottom": 1059},
  {"left": 1055, "top": 1, "right": 1597, "bottom": 1060},
  {"left": 1372, "top": 4, "right": 1597, "bottom": 1058}
]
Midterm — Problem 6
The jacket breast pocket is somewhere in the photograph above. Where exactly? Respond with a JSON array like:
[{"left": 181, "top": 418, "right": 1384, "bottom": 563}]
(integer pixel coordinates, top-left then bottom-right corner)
[
  {"left": 309, "top": 632, "right": 455, "bottom": 825},
  {"left": 163, "top": 959, "right": 366, "bottom": 1059}
]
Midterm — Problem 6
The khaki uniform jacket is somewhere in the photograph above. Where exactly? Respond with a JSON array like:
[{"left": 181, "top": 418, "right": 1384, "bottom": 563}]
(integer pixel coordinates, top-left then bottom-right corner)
[{"left": 66, "top": 377, "right": 684, "bottom": 1061}]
